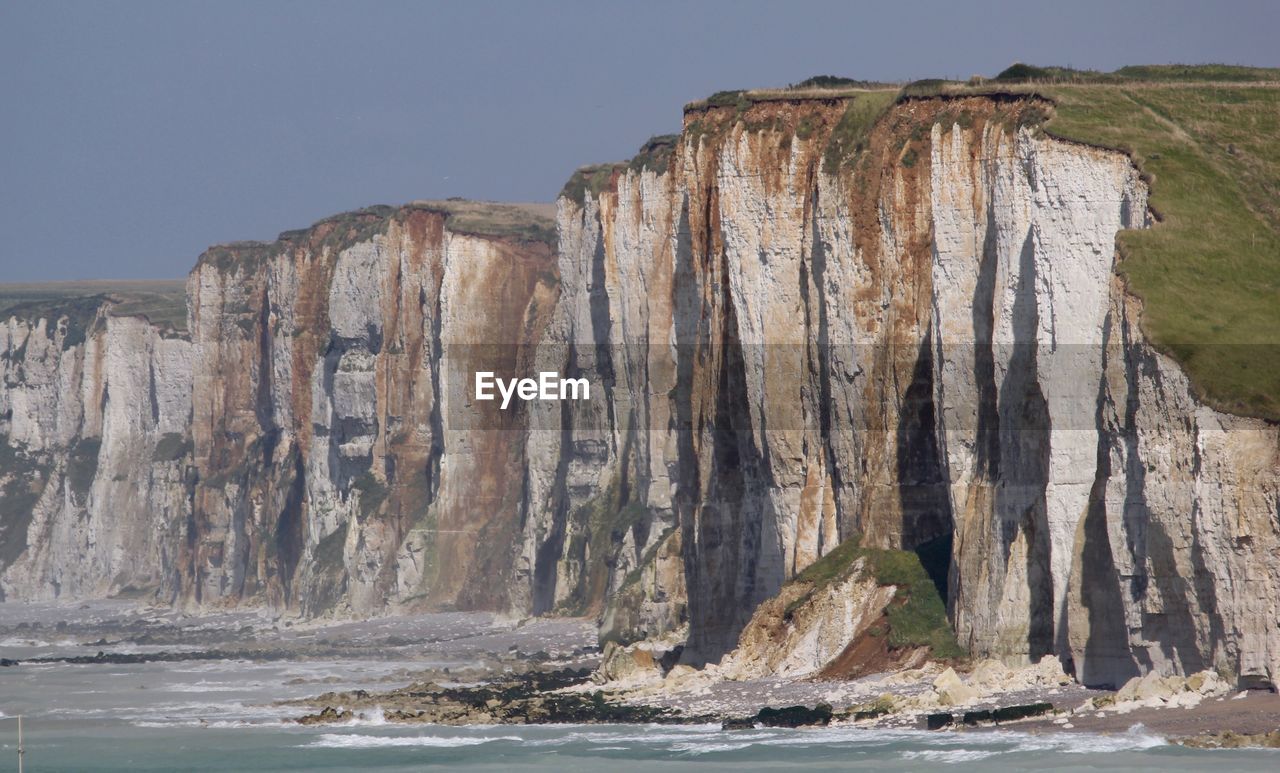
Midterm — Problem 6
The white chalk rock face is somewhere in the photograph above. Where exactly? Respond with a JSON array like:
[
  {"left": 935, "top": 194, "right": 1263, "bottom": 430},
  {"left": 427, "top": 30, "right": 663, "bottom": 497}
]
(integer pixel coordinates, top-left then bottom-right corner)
[
  {"left": 584, "top": 95, "right": 1280, "bottom": 688},
  {"left": 0, "top": 97, "right": 1276, "bottom": 693},
  {"left": 0, "top": 310, "right": 194, "bottom": 601}
]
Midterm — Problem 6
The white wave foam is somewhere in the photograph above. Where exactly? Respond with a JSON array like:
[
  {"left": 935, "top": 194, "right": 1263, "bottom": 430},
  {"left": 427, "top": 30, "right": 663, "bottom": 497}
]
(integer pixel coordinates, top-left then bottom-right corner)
[
  {"left": 131, "top": 719, "right": 285, "bottom": 729},
  {"left": 0, "top": 636, "right": 51, "bottom": 647},
  {"left": 672, "top": 740, "right": 762, "bottom": 754},
  {"left": 163, "top": 681, "right": 266, "bottom": 692},
  {"left": 998, "top": 724, "right": 1167, "bottom": 754},
  {"left": 589, "top": 723, "right": 1167, "bottom": 758},
  {"left": 306, "top": 733, "right": 522, "bottom": 749},
  {"left": 904, "top": 749, "right": 999, "bottom": 763},
  {"left": 347, "top": 706, "right": 388, "bottom": 726}
]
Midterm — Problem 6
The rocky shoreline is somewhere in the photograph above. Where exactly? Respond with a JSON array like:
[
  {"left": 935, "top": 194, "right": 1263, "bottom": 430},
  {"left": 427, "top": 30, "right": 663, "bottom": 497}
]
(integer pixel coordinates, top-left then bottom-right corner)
[
  {"left": 6, "top": 601, "right": 1278, "bottom": 748},
  {"left": 285, "top": 643, "right": 1280, "bottom": 747}
]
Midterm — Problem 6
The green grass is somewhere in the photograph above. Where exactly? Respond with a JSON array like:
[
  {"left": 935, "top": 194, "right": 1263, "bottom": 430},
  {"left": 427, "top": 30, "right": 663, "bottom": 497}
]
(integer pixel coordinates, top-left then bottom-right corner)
[
  {"left": 0, "top": 280, "right": 187, "bottom": 338},
  {"left": 892, "top": 65, "right": 1280, "bottom": 420},
  {"left": 788, "top": 75, "right": 889, "bottom": 90},
  {"left": 406, "top": 199, "right": 556, "bottom": 244},
  {"left": 821, "top": 91, "right": 898, "bottom": 172},
  {"left": 1039, "top": 82, "right": 1280, "bottom": 419},
  {"left": 993, "top": 62, "right": 1280, "bottom": 84},
  {"left": 789, "top": 536, "right": 963, "bottom": 657}
]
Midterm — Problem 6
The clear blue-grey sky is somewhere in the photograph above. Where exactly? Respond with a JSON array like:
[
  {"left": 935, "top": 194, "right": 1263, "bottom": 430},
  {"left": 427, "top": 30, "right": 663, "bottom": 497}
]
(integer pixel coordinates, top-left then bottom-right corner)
[{"left": 1, "top": 0, "right": 1276, "bottom": 281}]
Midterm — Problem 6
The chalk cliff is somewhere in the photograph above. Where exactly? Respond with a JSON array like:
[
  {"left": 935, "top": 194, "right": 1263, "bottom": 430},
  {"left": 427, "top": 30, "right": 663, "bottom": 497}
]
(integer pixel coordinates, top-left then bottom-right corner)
[
  {"left": 551, "top": 93, "right": 1279, "bottom": 688},
  {"left": 2, "top": 90, "right": 1276, "bottom": 690},
  {"left": 2, "top": 203, "right": 563, "bottom": 615}
]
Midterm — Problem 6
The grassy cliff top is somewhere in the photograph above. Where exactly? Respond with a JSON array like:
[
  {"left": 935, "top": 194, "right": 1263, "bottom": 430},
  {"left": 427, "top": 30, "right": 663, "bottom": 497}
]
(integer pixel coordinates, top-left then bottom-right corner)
[
  {"left": 681, "top": 65, "right": 1280, "bottom": 420},
  {"left": 201, "top": 200, "right": 557, "bottom": 275},
  {"left": 559, "top": 135, "right": 682, "bottom": 206},
  {"left": 898, "top": 64, "right": 1280, "bottom": 419},
  {"left": 1046, "top": 81, "right": 1280, "bottom": 420},
  {"left": 406, "top": 199, "right": 557, "bottom": 244},
  {"left": 0, "top": 280, "right": 188, "bottom": 335},
  {"left": 683, "top": 74, "right": 900, "bottom": 113}
]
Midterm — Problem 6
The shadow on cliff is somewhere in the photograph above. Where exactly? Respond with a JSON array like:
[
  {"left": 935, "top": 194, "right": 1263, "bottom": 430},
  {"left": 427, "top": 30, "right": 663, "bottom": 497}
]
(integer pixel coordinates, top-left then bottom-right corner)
[
  {"left": 997, "top": 227, "right": 1053, "bottom": 662},
  {"left": 895, "top": 330, "right": 955, "bottom": 603}
]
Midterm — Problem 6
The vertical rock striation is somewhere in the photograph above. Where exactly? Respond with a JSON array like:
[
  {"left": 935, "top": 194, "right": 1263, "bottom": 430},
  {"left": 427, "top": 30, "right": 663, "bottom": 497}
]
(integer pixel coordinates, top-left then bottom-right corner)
[
  {"left": 2, "top": 203, "right": 562, "bottom": 616},
  {"left": 0, "top": 307, "right": 193, "bottom": 601},
  {"left": 1, "top": 92, "right": 1276, "bottom": 689},
  {"left": 556, "top": 93, "right": 1279, "bottom": 687},
  {"left": 181, "top": 204, "right": 559, "bottom": 614}
]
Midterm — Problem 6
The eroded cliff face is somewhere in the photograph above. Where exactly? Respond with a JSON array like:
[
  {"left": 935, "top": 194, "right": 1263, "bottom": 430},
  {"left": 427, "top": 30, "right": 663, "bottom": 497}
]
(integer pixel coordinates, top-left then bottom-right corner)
[
  {"left": 560, "top": 94, "right": 1279, "bottom": 687},
  {"left": 182, "top": 204, "right": 562, "bottom": 615},
  {"left": 2, "top": 204, "right": 563, "bottom": 615},
  {"left": 0, "top": 309, "right": 193, "bottom": 600},
  {"left": 2, "top": 91, "right": 1276, "bottom": 689}
]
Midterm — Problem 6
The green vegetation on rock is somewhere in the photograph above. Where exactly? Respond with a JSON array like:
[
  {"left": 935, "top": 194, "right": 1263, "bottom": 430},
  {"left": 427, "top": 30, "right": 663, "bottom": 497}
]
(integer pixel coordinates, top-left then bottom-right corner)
[
  {"left": 1043, "top": 82, "right": 1280, "bottom": 419},
  {"left": 891, "top": 64, "right": 1280, "bottom": 420},
  {"left": 628, "top": 135, "right": 679, "bottom": 176},
  {"left": 560, "top": 164, "right": 626, "bottom": 207},
  {"left": 202, "top": 200, "right": 556, "bottom": 278},
  {"left": 821, "top": 92, "right": 896, "bottom": 172},
  {"left": 560, "top": 134, "right": 681, "bottom": 207},
  {"left": 407, "top": 199, "right": 557, "bottom": 245},
  {"left": 0, "top": 280, "right": 187, "bottom": 336},
  {"left": 790, "top": 536, "right": 963, "bottom": 658},
  {"left": 556, "top": 479, "right": 652, "bottom": 617}
]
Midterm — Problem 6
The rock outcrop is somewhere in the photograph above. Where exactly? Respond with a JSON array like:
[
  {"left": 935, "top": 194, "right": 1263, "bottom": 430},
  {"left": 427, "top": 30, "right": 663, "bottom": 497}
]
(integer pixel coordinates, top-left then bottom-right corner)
[
  {"left": 3, "top": 203, "right": 565, "bottom": 614},
  {"left": 551, "top": 92, "right": 1279, "bottom": 688},
  {"left": 2, "top": 88, "right": 1277, "bottom": 691},
  {"left": 0, "top": 307, "right": 193, "bottom": 600},
  {"left": 715, "top": 555, "right": 899, "bottom": 681}
]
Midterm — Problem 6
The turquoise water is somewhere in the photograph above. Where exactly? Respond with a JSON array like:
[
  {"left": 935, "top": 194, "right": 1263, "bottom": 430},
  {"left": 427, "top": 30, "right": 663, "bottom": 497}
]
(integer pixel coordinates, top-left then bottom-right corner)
[
  {"left": 4, "top": 716, "right": 1278, "bottom": 772},
  {"left": 1, "top": 620, "right": 1276, "bottom": 772}
]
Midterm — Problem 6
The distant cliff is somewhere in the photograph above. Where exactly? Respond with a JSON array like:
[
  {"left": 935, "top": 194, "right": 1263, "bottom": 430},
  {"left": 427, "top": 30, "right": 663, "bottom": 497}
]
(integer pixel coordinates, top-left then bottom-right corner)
[
  {"left": 1, "top": 202, "right": 562, "bottom": 615},
  {"left": 2, "top": 83, "right": 1277, "bottom": 691}
]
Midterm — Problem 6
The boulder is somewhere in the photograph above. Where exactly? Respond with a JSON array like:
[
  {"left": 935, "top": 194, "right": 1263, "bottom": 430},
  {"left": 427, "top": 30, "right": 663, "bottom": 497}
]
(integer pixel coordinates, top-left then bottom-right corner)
[
  {"left": 1026, "top": 655, "right": 1071, "bottom": 687},
  {"left": 926, "top": 712, "right": 954, "bottom": 730},
  {"left": 1115, "top": 674, "right": 1144, "bottom": 702},
  {"left": 968, "top": 658, "right": 1012, "bottom": 689},
  {"left": 1186, "top": 669, "right": 1229, "bottom": 697},
  {"left": 933, "top": 666, "right": 979, "bottom": 705},
  {"left": 592, "top": 641, "right": 662, "bottom": 684},
  {"left": 1133, "top": 671, "right": 1177, "bottom": 702},
  {"left": 753, "top": 703, "right": 833, "bottom": 728}
]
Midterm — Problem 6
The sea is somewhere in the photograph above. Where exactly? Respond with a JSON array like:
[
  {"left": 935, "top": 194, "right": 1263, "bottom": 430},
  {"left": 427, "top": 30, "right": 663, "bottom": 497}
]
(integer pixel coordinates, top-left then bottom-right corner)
[{"left": 1, "top": 613, "right": 1277, "bottom": 771}]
